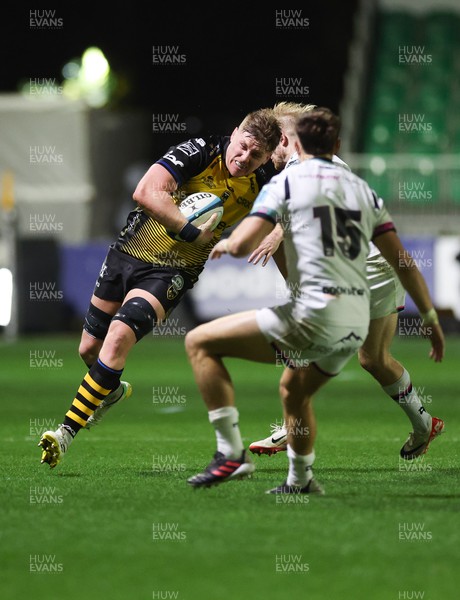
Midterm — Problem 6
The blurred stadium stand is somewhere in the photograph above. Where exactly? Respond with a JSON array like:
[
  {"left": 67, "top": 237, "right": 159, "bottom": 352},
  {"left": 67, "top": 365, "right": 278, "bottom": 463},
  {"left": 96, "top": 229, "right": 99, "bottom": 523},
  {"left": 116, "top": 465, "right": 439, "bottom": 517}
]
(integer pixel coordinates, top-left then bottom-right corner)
[
  {"left": 341, "top": 0, "right": 460, "bottom": 230},
  {"left": 338, "top": 0, "right": 460, "bottom": 330}
]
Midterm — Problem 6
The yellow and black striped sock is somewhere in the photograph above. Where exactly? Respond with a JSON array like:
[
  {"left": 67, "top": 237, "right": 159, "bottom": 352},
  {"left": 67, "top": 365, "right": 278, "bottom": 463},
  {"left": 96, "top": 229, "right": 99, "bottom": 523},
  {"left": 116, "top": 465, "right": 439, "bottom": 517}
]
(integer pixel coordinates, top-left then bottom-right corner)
[{"left": 63, "top": 358, "right": 123, "bottom": 435}]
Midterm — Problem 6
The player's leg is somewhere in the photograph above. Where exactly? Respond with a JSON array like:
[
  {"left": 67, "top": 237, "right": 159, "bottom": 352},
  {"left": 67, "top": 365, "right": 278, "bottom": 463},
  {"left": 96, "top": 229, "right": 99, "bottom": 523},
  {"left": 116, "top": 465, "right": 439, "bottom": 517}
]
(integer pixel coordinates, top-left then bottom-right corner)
[
  {"left": 77, "top": 250, "right": 136, "bottom": 425},
  {"left": 266, "top": 316, "right": 367, "bottom": 495},
  {"left": 78, "top": 248, "right": 127, "bottom": 367},
  {"left": 359, "top": 313, "right": 444, "bottom": 459},
  {"left": 78, "top": 295, "right": 121, "bottom": 367},
  {"left": 266, "top": 364, "right": 329, "bottom": 494},
  {"left": 39, "top": 288, "right": 162, "bottom": 468},
  {"left": 77, "top": 295, "right": 134, "bottom": 429},
  {"left": 186, "top": 310, "right": 276, "bottom": 487},
  {"left": 186, "top": 310, "right": 275, "bottom": 408},
  {"left": 359, "top": 312, "right": 402, "bottom": 384},
  {"left": 82, "top": 264, "right": 197, "bottom": 430},
  {"left": 67, "top": 288, "right": 162, "bottom": 429}
]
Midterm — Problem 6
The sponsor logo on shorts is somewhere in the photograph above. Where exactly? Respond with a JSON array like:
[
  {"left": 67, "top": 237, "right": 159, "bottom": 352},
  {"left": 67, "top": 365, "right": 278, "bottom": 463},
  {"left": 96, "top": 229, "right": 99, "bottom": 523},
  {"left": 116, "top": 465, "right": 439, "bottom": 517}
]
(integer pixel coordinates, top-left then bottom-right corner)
[
  {"left": 166, "top": 274, "right": 184, "bottom": 300},
  {"left": 322, "top": 285, "right": 365, "bottom": 296}
]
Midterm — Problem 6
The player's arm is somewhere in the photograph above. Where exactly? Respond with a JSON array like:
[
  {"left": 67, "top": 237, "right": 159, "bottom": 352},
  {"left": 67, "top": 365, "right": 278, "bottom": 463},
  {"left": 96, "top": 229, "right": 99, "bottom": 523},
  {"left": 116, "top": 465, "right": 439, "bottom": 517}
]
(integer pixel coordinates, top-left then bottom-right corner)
[
  {"left": 213, "top": 173, "right": 285, "bottom": 259},
  {"left": 247, "top": 222, "right": 288, "bottom": 277},
  {"left": 373, "top": 230, "right": 444, "bottom": 362},
  {"left": 133, "top": 164, "right": 182, "bottom": 225},
  {"left": 210, "top": 216, "right": 275, "bottom": 259},
  {"left": 133, "top": 163, "right": 215, "bottom": 244},
  {"left": 248, "top": 222, "right": 284, "bottom": 266}
]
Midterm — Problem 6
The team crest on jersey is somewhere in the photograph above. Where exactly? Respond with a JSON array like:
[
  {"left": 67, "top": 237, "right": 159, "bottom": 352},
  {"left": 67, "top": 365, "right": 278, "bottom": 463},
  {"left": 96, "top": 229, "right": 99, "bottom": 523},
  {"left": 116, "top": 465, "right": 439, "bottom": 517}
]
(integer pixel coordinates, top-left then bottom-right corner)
[
  {"left": 167, "top": 274, "right": 184, "bottom": 300},
  {"left": 201, "top": 175, "right": 216, "bottom": 189}
]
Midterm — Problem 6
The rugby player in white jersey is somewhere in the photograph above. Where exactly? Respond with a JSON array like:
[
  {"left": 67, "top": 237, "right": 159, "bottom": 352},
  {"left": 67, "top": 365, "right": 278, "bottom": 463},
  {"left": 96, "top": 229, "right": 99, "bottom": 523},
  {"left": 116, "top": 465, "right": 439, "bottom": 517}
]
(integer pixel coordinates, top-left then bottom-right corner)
[
  {"left": 184, "top": 107, "right": 444, "bottom": 493},
  {"left": 248, "top": 102, "right": 444, "bottom": 462}
]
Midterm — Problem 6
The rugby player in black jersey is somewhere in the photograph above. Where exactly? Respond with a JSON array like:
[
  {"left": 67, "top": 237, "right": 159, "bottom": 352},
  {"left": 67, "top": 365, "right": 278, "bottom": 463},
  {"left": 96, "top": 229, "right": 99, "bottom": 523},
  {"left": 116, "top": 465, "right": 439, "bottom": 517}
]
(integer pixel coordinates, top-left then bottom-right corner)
[{"left": 38, "top": 108, "right": 281, "bottom": 469}]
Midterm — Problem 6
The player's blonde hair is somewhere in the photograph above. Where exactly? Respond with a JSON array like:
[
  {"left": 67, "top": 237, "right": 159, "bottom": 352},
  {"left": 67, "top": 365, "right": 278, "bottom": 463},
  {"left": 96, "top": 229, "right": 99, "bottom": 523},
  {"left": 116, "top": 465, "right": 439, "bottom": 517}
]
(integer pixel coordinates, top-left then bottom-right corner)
[{"left": 273, "top": 101, "right": 317, "bottom": 138}]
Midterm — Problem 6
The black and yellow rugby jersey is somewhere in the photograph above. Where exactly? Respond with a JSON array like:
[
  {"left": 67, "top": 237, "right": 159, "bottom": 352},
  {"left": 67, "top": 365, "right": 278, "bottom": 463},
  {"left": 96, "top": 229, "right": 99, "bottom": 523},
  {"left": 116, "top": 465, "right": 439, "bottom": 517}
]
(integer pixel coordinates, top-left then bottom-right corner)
[{"left": 114, "top": 135, "right": 269, "bottom": 279}]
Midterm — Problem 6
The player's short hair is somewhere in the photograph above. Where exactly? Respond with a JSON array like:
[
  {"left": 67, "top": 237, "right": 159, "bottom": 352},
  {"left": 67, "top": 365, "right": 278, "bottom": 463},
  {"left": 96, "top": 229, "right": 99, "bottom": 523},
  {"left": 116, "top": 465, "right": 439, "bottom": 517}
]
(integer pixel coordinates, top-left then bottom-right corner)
[
  {"left": 272, "top": 101, "right": 317, "bottom": 119},
  {"left": 239, "top": 108, "right": 282, "bottom": 154},
  {"left": 296, "top": 107, "right": 341, "bottom": 156},
  {"left": 273, "top": 101, "right": 317, "bottom": 137}
]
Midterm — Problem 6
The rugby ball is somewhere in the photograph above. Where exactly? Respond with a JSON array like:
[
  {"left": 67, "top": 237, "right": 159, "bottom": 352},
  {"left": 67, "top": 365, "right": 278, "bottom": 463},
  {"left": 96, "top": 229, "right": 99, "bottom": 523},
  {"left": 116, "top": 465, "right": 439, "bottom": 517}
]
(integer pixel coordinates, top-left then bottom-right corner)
[{"left": 179, "top": 192, "right": 224, "bottom": 229}]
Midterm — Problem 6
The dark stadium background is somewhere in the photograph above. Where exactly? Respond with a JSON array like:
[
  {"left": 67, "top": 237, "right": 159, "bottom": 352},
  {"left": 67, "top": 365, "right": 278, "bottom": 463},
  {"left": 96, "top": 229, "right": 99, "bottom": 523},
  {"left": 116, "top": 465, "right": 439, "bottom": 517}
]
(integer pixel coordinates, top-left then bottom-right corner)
[
  {"left": 0, "top": 2, "right": 361, "bottom": 334},
  {"left": 2, "top": 3, "right": 358, "bottom": 116}
]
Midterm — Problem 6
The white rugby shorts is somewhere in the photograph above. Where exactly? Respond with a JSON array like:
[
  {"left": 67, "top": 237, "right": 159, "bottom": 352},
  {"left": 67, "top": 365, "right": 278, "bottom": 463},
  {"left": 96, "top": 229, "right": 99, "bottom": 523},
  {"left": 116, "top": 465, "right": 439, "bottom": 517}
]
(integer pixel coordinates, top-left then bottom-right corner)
[
  {"left": 368, "top": 261, "right": 405, "bottom": 320},
  {"left": 256, "top": 303, "right": 369, "bottom": 376}
]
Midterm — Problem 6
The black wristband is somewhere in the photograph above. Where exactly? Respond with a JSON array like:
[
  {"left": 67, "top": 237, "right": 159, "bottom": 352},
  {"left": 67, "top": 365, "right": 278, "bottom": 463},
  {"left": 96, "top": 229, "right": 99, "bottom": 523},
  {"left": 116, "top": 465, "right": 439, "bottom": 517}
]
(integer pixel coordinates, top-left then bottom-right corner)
[{"left": 178, "top": 222, "right": 201, "bottom": 242}]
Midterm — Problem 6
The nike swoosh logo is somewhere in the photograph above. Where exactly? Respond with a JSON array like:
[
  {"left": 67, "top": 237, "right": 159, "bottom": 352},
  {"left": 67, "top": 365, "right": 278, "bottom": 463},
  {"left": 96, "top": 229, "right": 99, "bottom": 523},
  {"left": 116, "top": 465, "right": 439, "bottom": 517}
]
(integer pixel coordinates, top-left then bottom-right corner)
[{"left": 271, "top": 435, "right": 286, "bottom": 444}]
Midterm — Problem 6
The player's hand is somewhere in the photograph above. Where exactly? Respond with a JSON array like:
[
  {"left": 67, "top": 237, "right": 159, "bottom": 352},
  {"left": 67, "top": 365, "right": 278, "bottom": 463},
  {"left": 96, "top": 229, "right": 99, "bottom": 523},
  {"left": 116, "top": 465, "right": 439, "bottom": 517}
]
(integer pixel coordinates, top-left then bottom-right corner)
[
  {"left": 193, "top": 213, "right": 218, "bottom": 245},
  {"left": 209, "top": 238, "right": 229, "bottom": 259},
  {"left": 248, "top": 224, "right": 283, "bottom": 266},
  {"left": 423, "top": 322, "right": 445, "bottom": 362}
]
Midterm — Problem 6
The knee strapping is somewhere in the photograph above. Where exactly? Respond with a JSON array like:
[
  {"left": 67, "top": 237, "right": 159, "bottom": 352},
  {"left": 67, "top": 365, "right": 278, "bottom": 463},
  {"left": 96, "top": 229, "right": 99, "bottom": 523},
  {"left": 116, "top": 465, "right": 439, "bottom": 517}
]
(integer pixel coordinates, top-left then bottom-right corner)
[
  {"left": 112, "top": 297, "right": 157, "bottom": 341},
  {"left": 83, "top": 303, "right": 113, "bottom": 340}
]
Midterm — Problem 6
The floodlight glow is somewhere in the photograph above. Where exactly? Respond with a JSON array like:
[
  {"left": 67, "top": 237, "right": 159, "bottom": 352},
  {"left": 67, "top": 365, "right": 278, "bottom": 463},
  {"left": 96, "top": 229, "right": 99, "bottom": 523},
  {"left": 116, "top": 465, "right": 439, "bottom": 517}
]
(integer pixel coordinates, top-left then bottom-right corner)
[
  {"left": 62, "top": 61, "right": 80, "bottom": 80},
  {"left": 81, "top": 47, "right": 110, "bottom": 85},
  {"left": 418, "top": 158, "right": 434, "bottom": 176},
  {"left": 370, "top": 156, "right": 386, "bottom": 175}
]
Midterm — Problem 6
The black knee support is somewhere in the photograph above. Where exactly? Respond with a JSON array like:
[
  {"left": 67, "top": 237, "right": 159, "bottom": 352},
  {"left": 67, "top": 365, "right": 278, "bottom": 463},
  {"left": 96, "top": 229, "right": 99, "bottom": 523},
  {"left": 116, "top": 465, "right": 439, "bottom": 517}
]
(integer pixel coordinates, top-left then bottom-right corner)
[
  {"left": 112, "top": 297, "right": 157, "bottom": 341},
  {"left": 83, "top": 303, "right": 113, "bottom": 340}
]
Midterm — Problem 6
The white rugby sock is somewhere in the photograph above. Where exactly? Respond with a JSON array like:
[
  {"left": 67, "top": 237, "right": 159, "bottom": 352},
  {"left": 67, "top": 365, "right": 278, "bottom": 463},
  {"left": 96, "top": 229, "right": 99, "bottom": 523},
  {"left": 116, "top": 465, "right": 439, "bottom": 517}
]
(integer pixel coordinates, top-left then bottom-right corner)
[
  {"left": 304, "top": 449, "right": 315, "bottom": 467},
  {"left": 383, "top": 368, "right": 431, "bottom": 434},
  {"left": 208, "top": 406, "right": 244, "bottom": 459},
  {"left": 286, "top": 445, "right": 315, "bottom": 487}
]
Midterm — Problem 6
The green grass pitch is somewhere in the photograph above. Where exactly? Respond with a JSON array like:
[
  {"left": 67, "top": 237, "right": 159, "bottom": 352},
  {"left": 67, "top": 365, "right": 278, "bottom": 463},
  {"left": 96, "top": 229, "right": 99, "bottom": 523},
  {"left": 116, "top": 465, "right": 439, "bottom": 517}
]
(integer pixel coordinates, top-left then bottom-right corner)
[{"left": 1, "top": 333, "right": 459, "bottom": 599}]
